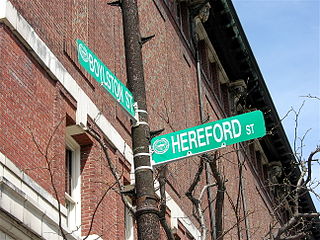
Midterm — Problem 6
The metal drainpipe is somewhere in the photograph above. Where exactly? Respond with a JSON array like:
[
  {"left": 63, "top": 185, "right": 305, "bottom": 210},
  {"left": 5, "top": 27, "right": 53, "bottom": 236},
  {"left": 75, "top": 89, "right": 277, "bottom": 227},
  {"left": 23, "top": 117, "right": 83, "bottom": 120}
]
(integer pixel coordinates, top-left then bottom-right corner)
[
  {"left": 121, "top": 0, "right": 160, "bottom": 239},
  {"left": 240, "top": 163, "right": 251, "bottom": 240},
  {"left": 237, "top": 148, "right": 251, "bottom": 240},
  {"left": 195, "top": 39, "right": 216, "bottom": 239}
]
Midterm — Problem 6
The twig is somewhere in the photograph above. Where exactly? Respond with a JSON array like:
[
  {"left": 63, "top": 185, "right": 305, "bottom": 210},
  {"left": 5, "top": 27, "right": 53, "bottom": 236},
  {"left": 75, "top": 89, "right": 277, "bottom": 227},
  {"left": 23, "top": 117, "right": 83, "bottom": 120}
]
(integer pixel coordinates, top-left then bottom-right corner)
[
  {"left": 292, "top": 101, "right": 305, "bottom": 161},
  {"left": 30, "top": 117, "right": 67, "bottom": 239},
  {"left": 83, "top": 181, "right": 117, "bottom": 240},
  {"left": 216, "top": 211, "right": 254, "bottom": 240},
  {"left": 86, "top": 127, "right": 136, "bottom": 214},
  {"left": 305, "top": 146, "right": 320, "bottom": 185},
  {"left": 158, "top": 167, "right": 175, "bottom": 240},
  {"left": 300, "top": 94, "right": 320, "bottom": 101},
  {"left": 203, "top": 152, "right": 225, "bottom": 240}
]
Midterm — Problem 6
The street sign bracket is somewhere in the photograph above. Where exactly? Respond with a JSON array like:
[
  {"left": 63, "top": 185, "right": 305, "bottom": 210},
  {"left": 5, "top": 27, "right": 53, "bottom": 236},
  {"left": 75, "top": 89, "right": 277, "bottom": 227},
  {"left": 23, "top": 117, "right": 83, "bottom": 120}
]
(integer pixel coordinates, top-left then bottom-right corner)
[
  {"left": 132, "top": 102, "right": 149, "bottom": 127},
  {"left": 133, "top": 152, "right": 151, "bottom": 158},
  {"left": 134, "top": 165, "right": 154, "bottom": 172}
]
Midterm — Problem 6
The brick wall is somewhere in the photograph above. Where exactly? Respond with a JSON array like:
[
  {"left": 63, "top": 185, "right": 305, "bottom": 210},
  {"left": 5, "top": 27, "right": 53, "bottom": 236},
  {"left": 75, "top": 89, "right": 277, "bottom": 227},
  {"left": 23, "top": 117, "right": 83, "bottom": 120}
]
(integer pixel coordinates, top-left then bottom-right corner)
[{"left": 0, "top": 0, "right": 276, "bottom": 239}]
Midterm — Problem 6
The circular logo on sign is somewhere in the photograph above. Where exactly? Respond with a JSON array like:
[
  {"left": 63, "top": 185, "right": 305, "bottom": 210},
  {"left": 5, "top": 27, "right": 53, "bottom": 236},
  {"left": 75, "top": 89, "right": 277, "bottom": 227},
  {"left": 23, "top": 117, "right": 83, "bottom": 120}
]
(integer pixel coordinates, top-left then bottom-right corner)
[
  {"left": 152, "top": 138, "right": 169, "bottom": 154},
  {"left": 78, "top": 43, "right": 89, "bottom": 62}
]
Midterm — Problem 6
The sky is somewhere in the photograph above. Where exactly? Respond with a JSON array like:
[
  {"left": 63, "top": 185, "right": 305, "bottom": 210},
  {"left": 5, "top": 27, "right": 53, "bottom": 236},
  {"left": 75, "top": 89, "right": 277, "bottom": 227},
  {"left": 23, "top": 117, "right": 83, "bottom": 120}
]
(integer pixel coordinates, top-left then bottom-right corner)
[{"left": 231, "top": 0, "right": 320, "bottom": 210}]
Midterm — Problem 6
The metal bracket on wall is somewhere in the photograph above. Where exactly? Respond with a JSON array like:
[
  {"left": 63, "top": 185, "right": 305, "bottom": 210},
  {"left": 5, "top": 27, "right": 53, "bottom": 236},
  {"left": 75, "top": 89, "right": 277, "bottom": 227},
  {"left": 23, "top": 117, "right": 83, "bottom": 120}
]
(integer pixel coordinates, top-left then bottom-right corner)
[
  {"left": 140, "top": 35, "right": 155, "bottom": 45},
  {"left": 107, "top": 1, "right": 121, "bottom": 7},
  {"left": 132, "top": 103, "right": 149, "bottom": 127},
  {"left": 134, "top": 165, "right": 153, "bottom": 173}
]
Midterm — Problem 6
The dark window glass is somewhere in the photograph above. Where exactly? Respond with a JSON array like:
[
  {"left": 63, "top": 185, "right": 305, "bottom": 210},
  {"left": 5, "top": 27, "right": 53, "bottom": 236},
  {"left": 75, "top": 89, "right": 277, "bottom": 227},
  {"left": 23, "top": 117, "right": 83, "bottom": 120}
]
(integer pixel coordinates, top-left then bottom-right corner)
[
  {"left": 65, "top": 149, "right": 73, "bottom": 195},
  {"left": 199, "top": 40, "right": 209, "bottom": 77},
  {"left": 177, "top": 2, "right": 190, "bottom": 39}
]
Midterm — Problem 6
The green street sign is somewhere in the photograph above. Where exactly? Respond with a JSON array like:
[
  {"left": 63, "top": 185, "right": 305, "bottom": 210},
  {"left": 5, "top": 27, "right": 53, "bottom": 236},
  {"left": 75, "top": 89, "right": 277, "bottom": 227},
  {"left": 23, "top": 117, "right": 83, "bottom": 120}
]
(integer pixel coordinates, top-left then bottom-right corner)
[
  {"left": 151, "top": 111, "right": 266, "bottom": 166},
  {"left": 77, "top": 39, "right": 135, "bottom": 119}
]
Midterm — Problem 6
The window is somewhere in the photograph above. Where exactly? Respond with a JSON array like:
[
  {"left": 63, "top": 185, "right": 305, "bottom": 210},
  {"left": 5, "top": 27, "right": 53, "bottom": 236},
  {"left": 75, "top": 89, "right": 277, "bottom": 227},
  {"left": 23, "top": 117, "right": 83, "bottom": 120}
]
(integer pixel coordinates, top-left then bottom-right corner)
[
  {"left": 209, "top": 62, "right": 220, "bottom": 97},
  {"left": 125, "top": 207, "right": 134, "bottom": 240},
  {"left": 65, "top": 135, "right": 81, "bottom": 235},
  {"left": 124, "top": 177, "right": 134, "bottom": 240},
  {"left": 199, "top": 40, "right": 209, "bottom": 77},
  {"left": 198, "top": 40, "right": 229, "bottom": 114},
  {"left": 174, "top": 220, "right": 195, "bottom": 240},
  {"left": 177, "top": 1, "right": 191, "bottom": 39},
  {"left": 221, "top": 83, "right": 230, "bottom": 114},
  {"left": 163, "top": 0, "right": 191, "bottom": 41},
  {"left": 164, "top": 0, "right": 176, "bottom": 13},
  {"left": 65, "top": 149, "right": 73, "bottom": 196}
]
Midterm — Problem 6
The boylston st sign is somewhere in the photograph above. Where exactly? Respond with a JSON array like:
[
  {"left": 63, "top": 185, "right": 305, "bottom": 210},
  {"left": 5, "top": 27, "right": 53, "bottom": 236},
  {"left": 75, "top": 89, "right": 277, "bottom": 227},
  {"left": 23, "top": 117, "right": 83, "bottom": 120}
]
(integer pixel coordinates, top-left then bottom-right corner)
[
  {"left": 77, "top": 39, "right": 136, "bottom": 119},
  {"left": 151, "top": 111, "right": 266, "bottom": 166}
]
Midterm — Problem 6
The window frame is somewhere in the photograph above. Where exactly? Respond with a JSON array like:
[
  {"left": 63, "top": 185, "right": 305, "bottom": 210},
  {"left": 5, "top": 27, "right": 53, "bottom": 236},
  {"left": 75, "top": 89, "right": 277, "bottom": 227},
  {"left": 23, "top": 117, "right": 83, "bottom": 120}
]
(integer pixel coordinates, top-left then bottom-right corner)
[
  {"left": 177, "top": 1, "right": 191, "bottom": 40},
  {"left": 65, "top": 135, "right": 81, "bottom": 235}
]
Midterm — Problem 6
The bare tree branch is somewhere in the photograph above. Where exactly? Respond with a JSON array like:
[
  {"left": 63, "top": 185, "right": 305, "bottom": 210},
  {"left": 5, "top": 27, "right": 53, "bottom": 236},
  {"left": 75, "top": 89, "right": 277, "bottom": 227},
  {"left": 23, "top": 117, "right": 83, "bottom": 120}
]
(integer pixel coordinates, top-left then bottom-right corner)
[
  {"left": 203, "top": 153, "right": 225, "bottom": 240},
  {"left": 185, "top": 158, "right": 210, "bottom": 239},
  {"left": 158, "top": 167, "right": 175, "bottom": 240},
  {"left": 278, "top": 232, "right": 305, "bottom": 240},
  {"left": 300, "top": 94, "right": 320, "bottom": 101},
  {"left": 273, "top": 212, "right": 320, "bottom": 240},
  {"left": 292, "top": 101, "right": 305, "bottom": 160},
  {"left": 305, "top": 145, "right": 320, "bottom": 185},
  {"left": 86, "top": 127, "right": 136, "bottom": 215},
  {"left": 82, "top": 181, "right": 117, "bottom": 240},
  {"left": 216, "top": 211, "right": 254, "bottom": 240},
  {"left": 186, "top": 158, "right": 204, "bottom": 208},
  {"left": 30, "top": 117, "right": 68, "bottom": 239}
]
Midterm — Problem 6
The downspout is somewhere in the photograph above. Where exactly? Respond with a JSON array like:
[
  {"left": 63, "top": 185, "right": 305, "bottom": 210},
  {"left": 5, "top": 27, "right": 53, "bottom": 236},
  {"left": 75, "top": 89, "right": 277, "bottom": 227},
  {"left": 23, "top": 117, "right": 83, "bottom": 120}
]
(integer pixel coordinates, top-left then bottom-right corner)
[
  {"left": 241, "top": 176, "right": 251, "bottom": 240},
  {"left": 193, "top": 19, "right": 216, "bottom": 240},
  {"left": 237, "top": 147, "right": 251, "bottom": 240}
]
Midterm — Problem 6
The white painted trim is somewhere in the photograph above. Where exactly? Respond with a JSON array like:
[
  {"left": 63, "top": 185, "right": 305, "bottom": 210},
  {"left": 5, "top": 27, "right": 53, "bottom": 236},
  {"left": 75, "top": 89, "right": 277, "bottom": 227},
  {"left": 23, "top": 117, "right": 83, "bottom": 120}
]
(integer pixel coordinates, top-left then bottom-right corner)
[
  {"left": 0, "top": 176, "right": 79, "bottom": 240},
  {"left": 154, "top": 181, "right": 201, "bottom": 239},
  {"left": 0, "top": 152, "right": 68, "bottom": 216},
  {"left": 0, "top": 151, "right": 80, "bottom": 240},
  {"left": 124, "top": 208, "right": 134, "bottom": 240},
  {"left": 0, "top": 1, "right": 202, "bottom": 238},
  {"left": 66, "top": 135, "right": 82, "bottom": 236}
]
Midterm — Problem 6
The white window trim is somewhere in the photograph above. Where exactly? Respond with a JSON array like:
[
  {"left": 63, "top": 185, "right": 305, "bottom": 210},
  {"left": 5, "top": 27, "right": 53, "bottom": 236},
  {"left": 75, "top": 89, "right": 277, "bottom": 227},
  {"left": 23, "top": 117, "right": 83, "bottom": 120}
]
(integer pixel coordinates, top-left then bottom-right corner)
[
  {"left": 66, "top": 135, "right": 81, "bottom": 236},
  {"left": 125, "top": 207, "right": 134, "bottom": 240}
]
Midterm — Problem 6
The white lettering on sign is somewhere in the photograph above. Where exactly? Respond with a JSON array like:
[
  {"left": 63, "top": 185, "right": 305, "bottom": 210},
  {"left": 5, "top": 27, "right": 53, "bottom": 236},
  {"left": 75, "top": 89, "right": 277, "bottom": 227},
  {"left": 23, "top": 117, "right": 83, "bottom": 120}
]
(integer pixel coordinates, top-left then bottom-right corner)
[
  {"left": 232, "top": 120, "right": 242, "bottom": 138},
  {"left": 172, "top": 135, "right": 181, "bottom": 153},
  {"left": 213, "top": 123, "right": 223, "bottom": 142},
  {"left": 197, "top": 128, "right": 206, "bottom": 147},
  {"left": 205, "top": 126, "right": 213, "bottom": 145},
  {"left": 180, "top": 132, "right": 188, "bottom": 151},
  {"left": 171, "top": 119, "right": 242, "bottom": 153},
  {"left": 188, "top": 131, "right": 197, "bottom": 149},
  {"left": 246, "top": 124, "right": 255, "bottom": 135},
  {"left": 83, "top": 49, "right": 130, "bottom": 105},
  {"left": 125, "top": 91, "right": 133, "bottom": 109},
  {"left": 77, "top": 40, "right": 136, "bottom": 118}
]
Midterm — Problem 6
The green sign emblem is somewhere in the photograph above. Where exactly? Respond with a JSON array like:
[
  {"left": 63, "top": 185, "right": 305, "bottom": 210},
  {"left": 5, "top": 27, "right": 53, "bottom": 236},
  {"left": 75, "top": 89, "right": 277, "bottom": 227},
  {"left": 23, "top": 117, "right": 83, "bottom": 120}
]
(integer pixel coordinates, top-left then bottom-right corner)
[
  {"left": 77, "top": 39, "right": 136, "bottom": 119},
  {"left": 78, "top": 43, "right": 89, "bottom": 62},
  {"left": 153, "top": 138, "right": 170, "bottom": 154},
  {"left": 151, "top": 111, "right": 266, "bottom": 166}
]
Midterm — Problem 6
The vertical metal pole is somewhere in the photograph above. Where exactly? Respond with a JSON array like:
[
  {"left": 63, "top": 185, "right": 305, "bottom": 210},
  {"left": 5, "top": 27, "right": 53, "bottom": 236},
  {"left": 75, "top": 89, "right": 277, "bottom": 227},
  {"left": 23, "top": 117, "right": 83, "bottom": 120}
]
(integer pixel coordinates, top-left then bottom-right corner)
[
  {"left": 121, "top": 0, "right": 160, "bottom": 239},
  {"left": 195, "top": 34, "right": 216, "bottom": 240}
]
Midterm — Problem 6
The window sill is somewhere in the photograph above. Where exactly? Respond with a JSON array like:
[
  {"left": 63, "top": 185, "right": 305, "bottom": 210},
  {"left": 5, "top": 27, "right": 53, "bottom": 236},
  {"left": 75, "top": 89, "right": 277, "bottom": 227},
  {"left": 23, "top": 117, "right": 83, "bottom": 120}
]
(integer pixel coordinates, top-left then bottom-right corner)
[{"left": 65, "top": 192, "right": 76, "bottom": 205}]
